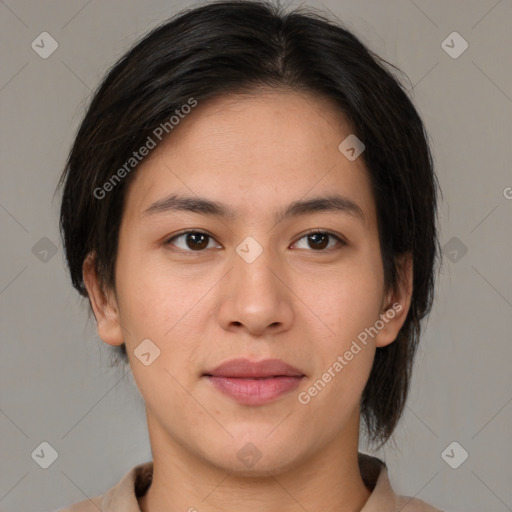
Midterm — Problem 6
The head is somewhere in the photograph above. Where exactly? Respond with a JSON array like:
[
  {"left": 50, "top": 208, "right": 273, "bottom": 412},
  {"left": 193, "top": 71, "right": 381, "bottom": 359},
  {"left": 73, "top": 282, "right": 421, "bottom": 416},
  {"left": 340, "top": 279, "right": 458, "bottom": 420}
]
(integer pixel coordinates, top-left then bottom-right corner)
[{"left": 57, "top": 0, "right": 440, "bottom": 460}]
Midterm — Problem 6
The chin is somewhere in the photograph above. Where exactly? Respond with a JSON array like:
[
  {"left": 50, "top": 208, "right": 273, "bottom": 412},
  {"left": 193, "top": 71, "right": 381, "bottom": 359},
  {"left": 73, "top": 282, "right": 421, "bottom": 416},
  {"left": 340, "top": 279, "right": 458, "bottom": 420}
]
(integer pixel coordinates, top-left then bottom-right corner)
[{"left": 205, "top": 436, "right": 304, "bottom": 476}]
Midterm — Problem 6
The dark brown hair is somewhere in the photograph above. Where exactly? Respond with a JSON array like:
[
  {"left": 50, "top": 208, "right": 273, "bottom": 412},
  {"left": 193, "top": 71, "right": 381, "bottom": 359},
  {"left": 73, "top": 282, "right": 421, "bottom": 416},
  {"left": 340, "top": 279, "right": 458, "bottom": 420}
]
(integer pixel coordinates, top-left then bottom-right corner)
[{"left": 56, "top": 0, "right": 441, "bottom": 448}]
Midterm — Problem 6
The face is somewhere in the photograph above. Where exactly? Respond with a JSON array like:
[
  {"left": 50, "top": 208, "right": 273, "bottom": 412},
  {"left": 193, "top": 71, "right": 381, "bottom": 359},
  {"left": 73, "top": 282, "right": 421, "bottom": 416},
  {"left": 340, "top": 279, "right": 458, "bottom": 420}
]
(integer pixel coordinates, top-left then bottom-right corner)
[{"left": 84, "top": 89, "right": 412, "bottom": 475}]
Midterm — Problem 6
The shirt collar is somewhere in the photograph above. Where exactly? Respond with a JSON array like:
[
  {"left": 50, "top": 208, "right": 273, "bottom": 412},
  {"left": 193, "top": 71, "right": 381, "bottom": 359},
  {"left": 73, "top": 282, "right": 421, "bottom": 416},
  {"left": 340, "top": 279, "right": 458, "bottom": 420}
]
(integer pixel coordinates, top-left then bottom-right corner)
[{"left": 100, "top": 452, "right": 400, "bottom": 511}]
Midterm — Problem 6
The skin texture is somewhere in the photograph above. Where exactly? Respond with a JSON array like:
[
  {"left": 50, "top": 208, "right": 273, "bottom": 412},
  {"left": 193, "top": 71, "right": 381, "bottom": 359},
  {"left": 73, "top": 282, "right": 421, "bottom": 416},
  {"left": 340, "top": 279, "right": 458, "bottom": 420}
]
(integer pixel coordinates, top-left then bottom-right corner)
[{"left": 83, "top": 89, "right": 413, "bottom": 512}]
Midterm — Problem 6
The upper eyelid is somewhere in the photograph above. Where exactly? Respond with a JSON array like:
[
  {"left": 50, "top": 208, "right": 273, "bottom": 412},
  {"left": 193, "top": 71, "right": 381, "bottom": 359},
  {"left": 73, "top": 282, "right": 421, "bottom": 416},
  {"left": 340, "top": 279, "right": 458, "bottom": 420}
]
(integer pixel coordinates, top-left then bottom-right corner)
[{"left": 166, "top": 229, "right": 220, "bottom": 245}]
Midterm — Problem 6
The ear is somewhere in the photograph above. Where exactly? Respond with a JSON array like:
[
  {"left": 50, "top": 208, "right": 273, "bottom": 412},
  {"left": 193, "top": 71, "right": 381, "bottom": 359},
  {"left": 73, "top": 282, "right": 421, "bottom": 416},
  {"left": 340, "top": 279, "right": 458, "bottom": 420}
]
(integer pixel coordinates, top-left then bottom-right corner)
[
  {"left": 82, "top": 252, "right": 125, "bottom": 347},
  {"left": 374, "top": 252, "right": 413, "bottom": 348}
]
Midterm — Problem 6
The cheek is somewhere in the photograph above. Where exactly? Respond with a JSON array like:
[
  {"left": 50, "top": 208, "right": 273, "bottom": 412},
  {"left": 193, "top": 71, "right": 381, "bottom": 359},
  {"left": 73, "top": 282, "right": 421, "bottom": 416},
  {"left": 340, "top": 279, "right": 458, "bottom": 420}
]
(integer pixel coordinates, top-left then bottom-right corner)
[
  {"left": 303, "top": 297, "right": 378, "bottom": 420},
  {"left": 116, "top": 253, "right": 188, "bottom": 333},
  {"left": 300, "top": 254, "right": 383, "bottom": 392},
  {"left": 302, "top": 261, "right": 384, "bottom": 339},
  {"left": 116, "top": 257, "right": 211, "bottom": 385}
]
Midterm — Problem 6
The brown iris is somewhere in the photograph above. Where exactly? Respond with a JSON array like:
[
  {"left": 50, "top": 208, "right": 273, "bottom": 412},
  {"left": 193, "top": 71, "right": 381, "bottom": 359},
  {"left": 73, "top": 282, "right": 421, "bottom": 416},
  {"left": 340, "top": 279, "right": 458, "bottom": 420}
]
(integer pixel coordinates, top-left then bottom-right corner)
[
  {"left": 307, "top": 232, "right": 329, "bottom": 250},
  {"left": 185, "top": 232, "right": 210, "bottom": 250}
]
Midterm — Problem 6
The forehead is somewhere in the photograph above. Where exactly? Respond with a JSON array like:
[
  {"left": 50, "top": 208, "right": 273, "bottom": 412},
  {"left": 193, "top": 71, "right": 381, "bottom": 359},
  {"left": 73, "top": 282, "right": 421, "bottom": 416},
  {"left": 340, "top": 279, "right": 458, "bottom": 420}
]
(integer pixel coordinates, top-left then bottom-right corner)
[{"left": 122, "top": 90, "right": 377, "bottom": 228}]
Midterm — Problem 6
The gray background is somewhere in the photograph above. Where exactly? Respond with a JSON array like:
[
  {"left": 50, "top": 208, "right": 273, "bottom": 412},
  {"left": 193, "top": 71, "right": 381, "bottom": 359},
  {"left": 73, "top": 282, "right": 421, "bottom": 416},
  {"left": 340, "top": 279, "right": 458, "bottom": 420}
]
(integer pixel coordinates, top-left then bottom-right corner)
[{"left": 1, "top": 0, "right": 511, "bottom": 511}]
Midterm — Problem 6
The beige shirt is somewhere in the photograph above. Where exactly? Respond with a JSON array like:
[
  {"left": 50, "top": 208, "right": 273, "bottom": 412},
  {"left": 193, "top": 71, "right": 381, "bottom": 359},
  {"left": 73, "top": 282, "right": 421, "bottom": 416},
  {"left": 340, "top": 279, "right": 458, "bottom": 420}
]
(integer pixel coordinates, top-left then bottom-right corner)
[{"left": 58, "top": 453, "right": 443, "bottom": 511}]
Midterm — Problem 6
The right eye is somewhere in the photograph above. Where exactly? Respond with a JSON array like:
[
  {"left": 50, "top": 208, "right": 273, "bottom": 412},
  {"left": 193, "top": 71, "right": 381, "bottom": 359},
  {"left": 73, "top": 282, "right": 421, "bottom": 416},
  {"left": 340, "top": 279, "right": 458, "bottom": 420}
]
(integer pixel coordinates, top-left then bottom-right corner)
[{"left": 164, "top": 230, "right": 222, "bottom": 252}]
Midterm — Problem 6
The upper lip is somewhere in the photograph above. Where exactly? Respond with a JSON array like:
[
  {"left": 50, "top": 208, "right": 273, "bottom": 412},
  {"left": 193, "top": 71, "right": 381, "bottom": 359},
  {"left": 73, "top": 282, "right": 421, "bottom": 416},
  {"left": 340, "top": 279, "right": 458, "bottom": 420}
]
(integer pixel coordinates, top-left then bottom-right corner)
[{"left": 203, "top": 358, "right": 305, "bottom": 378}]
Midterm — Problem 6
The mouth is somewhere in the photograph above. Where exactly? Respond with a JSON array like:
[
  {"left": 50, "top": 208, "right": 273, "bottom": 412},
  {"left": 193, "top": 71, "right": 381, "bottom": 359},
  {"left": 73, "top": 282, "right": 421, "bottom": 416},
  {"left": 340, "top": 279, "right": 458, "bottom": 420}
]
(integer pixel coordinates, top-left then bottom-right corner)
[
  {"left": 202, "top": 357, "right": 305, "bottom": 379},
  {"left": 202, "top": 358, "right": 305, "bottom": 406}
]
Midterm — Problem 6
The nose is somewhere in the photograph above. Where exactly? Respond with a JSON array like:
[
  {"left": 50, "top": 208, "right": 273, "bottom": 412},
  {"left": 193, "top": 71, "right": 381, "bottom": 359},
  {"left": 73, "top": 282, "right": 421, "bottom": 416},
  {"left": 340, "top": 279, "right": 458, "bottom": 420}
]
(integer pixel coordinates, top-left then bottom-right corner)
[{"left": 216, "top": 241, "right": 294, "bottom": 337}]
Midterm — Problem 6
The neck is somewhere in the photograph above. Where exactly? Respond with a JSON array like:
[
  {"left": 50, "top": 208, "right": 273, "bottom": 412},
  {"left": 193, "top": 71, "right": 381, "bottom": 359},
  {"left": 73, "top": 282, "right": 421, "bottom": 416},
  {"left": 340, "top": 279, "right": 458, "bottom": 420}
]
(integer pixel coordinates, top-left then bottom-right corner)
[{"left": 139, "top": 410, "right": 372, "bottom": 512}]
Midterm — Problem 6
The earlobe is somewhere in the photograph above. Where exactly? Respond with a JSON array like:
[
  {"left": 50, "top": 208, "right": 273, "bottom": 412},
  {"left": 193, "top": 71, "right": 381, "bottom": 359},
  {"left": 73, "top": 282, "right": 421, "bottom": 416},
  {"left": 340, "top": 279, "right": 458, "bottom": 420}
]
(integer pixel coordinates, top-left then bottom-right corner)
[
  {"left": 375, "top": 252, "right": 413, "bottom": 348},
  {"left": 82, "top": 252, "right": 125, "bottom": 347}
]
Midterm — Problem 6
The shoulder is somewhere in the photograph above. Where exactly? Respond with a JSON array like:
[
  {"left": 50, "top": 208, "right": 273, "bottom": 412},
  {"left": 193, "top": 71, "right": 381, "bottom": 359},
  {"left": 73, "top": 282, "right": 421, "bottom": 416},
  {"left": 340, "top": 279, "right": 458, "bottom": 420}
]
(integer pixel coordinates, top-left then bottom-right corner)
[
  {"left": 396, "top": 494, "right": 444, "bottom": 511},
  {"left": 55, "top": 494, "right": 104, "bottom": 511},
  {"left": 358, "top": 452, "right": 446, "bottom": 512},
  {"left": 55, "top": 460, "right": 153, "bottom": 512}
]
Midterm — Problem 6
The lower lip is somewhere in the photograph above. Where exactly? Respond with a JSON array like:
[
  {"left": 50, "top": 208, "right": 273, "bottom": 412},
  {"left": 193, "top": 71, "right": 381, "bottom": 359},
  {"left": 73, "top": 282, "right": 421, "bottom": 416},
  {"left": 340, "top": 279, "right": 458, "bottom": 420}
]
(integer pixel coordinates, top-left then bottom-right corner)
[{"left": 204, "top": 376, "right": 304, "bottom": 405}]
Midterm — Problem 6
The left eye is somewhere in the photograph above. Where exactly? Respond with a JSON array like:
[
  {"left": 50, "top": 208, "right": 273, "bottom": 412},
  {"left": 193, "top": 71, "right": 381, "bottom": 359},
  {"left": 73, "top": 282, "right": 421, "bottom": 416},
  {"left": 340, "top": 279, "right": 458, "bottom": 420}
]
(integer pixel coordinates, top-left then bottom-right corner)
[{"left": 293, "top": 231, "right": 345, "bottom": 251}]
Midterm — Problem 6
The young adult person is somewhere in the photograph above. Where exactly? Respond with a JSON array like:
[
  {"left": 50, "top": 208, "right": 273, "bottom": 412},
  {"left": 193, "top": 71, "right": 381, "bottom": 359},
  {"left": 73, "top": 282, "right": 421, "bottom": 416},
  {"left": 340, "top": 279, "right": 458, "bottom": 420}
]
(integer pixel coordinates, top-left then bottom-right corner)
[{"left": 57, "top": 1, "right": 443, "bottom": 510}]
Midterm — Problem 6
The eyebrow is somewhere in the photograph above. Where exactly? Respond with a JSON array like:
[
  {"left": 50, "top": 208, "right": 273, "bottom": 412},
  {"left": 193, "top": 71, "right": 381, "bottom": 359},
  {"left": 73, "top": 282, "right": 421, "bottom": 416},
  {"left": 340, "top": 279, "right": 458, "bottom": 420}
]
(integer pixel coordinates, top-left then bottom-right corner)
[{"left": 142, "top": 193, "right": 366, "bottom": 224}]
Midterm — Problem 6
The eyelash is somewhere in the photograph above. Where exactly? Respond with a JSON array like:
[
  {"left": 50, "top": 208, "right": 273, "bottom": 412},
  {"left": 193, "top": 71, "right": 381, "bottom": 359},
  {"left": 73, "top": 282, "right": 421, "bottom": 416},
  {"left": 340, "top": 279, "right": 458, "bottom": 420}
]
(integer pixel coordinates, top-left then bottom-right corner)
[{"left": 164, "top": 229, "right": 347, "bottom": 253}]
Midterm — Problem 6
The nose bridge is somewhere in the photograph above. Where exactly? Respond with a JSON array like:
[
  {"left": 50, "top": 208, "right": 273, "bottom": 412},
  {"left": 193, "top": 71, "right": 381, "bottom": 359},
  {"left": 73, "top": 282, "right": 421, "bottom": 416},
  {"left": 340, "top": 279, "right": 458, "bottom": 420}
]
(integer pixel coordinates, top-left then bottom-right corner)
[
  {"left": 233, "top": 233, "right": 281, "bottom": 299},
  {"left": 217, "top": 233, "right": 293, "bottom": 334}
]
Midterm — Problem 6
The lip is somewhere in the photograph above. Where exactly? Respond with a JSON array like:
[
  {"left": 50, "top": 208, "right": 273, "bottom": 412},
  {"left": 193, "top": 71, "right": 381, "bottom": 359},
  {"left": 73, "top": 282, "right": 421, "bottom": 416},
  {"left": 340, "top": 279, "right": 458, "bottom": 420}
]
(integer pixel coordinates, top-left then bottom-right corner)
[
  {"left": 202, "top": 358, "right": 305, "bottom": 406},
  {"left": 204, "top": 358, "right": 305, "bottom": 378}
]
